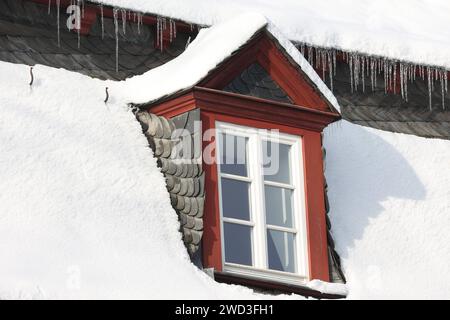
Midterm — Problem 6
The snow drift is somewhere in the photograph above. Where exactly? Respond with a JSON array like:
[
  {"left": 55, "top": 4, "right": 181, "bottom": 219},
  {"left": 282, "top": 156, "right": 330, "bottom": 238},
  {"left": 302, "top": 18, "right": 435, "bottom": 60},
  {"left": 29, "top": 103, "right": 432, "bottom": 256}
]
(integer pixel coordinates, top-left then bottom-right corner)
[
  {"left": 324, "top": 121, "right": 450, "bottom": 299},
  {"left": 0, "top": 61, "right": 269, "bottom": 299}
]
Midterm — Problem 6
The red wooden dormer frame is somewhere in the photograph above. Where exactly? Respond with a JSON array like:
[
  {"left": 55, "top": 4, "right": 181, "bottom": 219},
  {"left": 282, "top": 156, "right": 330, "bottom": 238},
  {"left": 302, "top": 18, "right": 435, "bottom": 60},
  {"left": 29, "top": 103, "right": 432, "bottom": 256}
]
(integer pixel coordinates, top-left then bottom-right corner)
[{"left": 144, "top": 31, "right": 340, "bottom": 286}]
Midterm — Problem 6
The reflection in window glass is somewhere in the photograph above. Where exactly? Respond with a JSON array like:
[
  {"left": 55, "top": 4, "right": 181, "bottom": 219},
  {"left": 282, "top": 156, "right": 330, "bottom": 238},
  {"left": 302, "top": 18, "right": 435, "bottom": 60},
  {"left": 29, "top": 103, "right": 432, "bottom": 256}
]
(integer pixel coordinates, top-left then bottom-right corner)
[
  {"left": 224, "top": 223, "right": 253, "bottom": 266},
  {"left": 267, "top": 230, "right": 296, "bottom": 273},
  {"left": 219, "top": 133, "right": 248, "bottom": 177},
  {"left": 263, "top": 141, "right": 291, "bottom": 184},
  {"left": 264, "top": 186, "right": 294, "bottom": 228},
  {"left": 221, "top": 178, "right": 251, "bottom": 221}
]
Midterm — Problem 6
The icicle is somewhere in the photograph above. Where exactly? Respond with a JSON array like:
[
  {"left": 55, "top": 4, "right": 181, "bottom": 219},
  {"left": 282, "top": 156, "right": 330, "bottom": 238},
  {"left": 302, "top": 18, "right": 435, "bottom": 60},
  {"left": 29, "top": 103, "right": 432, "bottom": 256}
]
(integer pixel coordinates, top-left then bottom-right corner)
[
  {"left": 370, "top": 58, "right": 375, "bottom": 91},
  {"left": 307, "top": 46, "right": 313, "bottom": 66},
  {"left": 161, "top": 17, "right": 166, "bottom": 50},
  {"left": 172, "top": 20, "right": 177, "bottom": 40},
  {"left": 328, "top": 51, "right": 333, "bottom": 92},
  {"left": 349, "top": 54, "right": 354, "bottom": 93},
  {"left": 137, "top": 13, "right": 143, "bottom": 34},
  {"left": 121, "top": 9, "right": 127, "bottom": 34},
  {"left": 315, "top": 48, "right": 320, "bottom": 69},
  {"left": 353, "top": 53, "right": 359, "bottom": 92},
  {"left": 392, "top": 62, "right": 397, "bottom": 94},
  {"left": 361, "top": 55, "right": 365, "bottom": 93},
  {"left": 156, "top": 17, "right": 160, "bottom": 50},
  {"left": 75, "top": 0, "right": 81, "bottom": 48},
  {"left": 440, "top": 70, "right": 445, "bottom": 110},
  {"left": 48, "top": 0, "right": 51, "bottom": 14},
  {"left": 56, "top": 0, "right": 60, "bottom": 47},
  {"left": 427, "top": 66, "right": 432, "bottom": 110},
  {"left": 185, "top": 36, "right": 191, "bottom": 49},
  {"left": 388, "top": 61, "right": 392, "bottom": 92},
  {"left": 399, "top": 63, "right": 404, "bottom": 99},
  {"left": 404, "top": 64, "right": 409, "bottom": 102},
  {"left": 299, "top": 43, "right": 305, "bottom": 56},
  {"left": 445, "top": 70, "right": 448, "bottom": 94},
  {"left": 81, "top": 0, "right": 85, "bottom": 19},
  {"left": 333, "top": 49, "right": 337, "bottom": 76},
  {"left": 156, "top": 17, "right": 166, "bottom": 51},
  {"left": 321, "top": 50, "right": 325, "bottom": 80},
  {"left": 113, "top": 8, "right": 119, "bottom": 73},
  {"left": 100, "top": 5, "right": 104, "bottom": 39}
]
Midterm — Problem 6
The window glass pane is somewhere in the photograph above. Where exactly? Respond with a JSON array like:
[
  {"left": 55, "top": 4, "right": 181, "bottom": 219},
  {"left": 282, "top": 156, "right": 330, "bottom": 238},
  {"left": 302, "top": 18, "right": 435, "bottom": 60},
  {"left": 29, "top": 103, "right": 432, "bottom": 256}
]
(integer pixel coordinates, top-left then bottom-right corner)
[
  {"left": 224, "top": 223, "right": 253, "bottom": 266},
  {"left": 263, "top": 141, "right": 291, "bottom": 184},
  {"left": 267, "top": 230, "right": 296, "bottom": 273},
  {"left": 221, "top": 178, "right": 251, "bottom": 221},
  {"left": 264, "top": 185, "right": 294, "bottom": 228},
  {"left": 219, "top": 133, "right": 248, "bottom": 177}
]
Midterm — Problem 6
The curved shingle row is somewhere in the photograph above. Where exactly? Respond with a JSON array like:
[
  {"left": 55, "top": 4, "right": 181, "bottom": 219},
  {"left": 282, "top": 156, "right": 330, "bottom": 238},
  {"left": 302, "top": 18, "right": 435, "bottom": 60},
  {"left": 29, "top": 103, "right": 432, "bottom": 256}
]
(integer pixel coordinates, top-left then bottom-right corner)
[{"left": 136, "top": 110, "right": 204, "bottom": 255}]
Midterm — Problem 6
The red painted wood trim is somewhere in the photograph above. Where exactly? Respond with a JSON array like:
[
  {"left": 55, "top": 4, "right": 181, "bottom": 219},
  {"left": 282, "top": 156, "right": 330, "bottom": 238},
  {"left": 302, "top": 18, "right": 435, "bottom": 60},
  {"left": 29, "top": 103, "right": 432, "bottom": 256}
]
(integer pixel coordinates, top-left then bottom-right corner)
[
  {"left": 194, "top": 87, "right": 339, "bottom": 132},
  {"left": 257, "top": 36, "right": 328, "bottom": 111},
  {"left": 201, "top": 111, "right": 223, "bottom": 272},
  {"left": 147, "top": 91, "right": 196, "bottom": 118},
  {"left": 79, "top": 6, "right": 97, "bottom": 35},
  {"left": 145, "top": 87, "right": 340, "bottom": 131},
  {"left": 302, "top": 131, "right": 330, "bottom": 281}
]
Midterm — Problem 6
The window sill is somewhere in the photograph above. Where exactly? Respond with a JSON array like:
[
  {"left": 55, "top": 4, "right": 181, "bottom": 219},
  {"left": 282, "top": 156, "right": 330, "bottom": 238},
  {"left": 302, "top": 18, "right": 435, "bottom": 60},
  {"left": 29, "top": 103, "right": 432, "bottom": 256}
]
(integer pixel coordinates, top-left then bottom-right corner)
[{"left": 214, "top": 271, "right": 346, "bottom": 300}]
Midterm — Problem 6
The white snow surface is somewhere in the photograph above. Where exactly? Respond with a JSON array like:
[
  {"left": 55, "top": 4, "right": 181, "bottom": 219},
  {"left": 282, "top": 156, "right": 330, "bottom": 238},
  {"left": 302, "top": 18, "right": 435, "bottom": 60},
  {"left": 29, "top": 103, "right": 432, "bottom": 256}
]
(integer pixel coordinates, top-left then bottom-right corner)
[
  {"left": 92, "top": 0, "right": 450, "bottom": 69},
  {"left": 324, "top": 121, "right": 450, "bottom": 299},
  {"left": 307, "top": 280, "right": 348, "bottom": 297},
  {"left": 0, "top": 60, "right": 297, "bottom": 300}
]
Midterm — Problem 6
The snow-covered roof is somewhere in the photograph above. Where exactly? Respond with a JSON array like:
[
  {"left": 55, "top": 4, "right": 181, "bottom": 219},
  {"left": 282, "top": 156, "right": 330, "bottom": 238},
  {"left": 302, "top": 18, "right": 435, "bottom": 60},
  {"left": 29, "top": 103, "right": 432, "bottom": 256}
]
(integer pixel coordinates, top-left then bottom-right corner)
[
  {"left": 1, "top": 5, "right": 450, "bottom": 299},
  {"left": 91, "top": 0, "right": 450, "bottom": 69}
]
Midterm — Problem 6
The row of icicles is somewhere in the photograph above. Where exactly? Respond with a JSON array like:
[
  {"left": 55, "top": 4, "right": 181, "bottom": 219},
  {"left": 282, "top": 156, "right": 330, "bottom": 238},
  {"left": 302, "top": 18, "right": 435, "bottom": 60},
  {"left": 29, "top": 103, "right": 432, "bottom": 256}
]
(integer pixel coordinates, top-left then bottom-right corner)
[
  {"left": 47, "top": 0, "right": 196, "bottom": 73},
  {"left": 46, "top": 1, "right": 448, "bottom": 110},
  {"left": 298, "top": 43, "right": 449, "bottom": 110}
]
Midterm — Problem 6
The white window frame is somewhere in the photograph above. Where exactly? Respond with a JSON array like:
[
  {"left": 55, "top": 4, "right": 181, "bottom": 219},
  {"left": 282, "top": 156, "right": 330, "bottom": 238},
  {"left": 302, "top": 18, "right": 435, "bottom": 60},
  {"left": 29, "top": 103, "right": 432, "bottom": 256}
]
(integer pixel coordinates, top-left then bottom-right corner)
[{"left": 216, "top": 121, "right": 310, "bottom": 286}]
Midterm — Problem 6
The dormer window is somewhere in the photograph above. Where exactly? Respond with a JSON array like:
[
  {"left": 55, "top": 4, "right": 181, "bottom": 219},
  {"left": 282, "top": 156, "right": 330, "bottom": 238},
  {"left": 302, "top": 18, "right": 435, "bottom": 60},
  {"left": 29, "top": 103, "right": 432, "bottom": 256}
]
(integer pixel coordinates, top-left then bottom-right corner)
[
  {"left": 141, "top": 28, "right": 342, "bottom": 296},
  {"left": 216, "top": 122, "right": 308, "bottom": 284}
]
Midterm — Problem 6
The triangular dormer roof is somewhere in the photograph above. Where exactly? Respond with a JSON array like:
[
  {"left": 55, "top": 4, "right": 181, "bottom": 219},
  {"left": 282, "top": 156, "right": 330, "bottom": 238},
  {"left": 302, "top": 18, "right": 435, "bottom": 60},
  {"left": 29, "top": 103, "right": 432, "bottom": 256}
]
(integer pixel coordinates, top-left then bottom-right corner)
[{"left": 132, "top": 15, "right": 340, "bottom": 119}]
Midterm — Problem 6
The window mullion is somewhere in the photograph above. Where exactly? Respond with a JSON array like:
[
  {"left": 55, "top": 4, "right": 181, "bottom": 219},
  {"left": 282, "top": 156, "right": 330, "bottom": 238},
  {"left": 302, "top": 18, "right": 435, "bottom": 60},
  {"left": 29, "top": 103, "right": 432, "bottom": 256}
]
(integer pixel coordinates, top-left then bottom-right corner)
[{"left": 253, "top": 133, "right": 268, "bottom": 269}]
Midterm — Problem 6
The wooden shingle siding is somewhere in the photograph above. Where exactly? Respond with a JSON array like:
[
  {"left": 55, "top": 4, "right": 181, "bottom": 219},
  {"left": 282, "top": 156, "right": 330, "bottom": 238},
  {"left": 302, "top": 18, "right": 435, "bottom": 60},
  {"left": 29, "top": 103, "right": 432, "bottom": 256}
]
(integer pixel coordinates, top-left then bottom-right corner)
[
  {"left": 136, "top": 109, "right": 204, "bottom": 255},
  {"left": 223, "top": 62, "right": 293, "bottom": 104}
]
